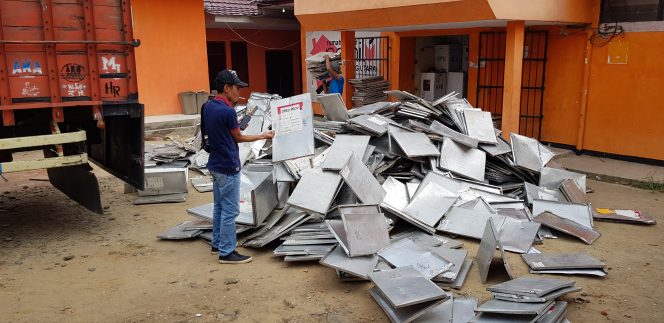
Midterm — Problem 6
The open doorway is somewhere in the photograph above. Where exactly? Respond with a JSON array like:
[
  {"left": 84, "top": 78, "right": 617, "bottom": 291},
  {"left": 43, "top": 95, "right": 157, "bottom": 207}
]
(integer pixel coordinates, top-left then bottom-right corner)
[
  {"left": 206, "top": 41, "right": 227, "bottom": 91},
  {"left": 413, "top": 35, "right": 469, "bottom": 101},
  {"left": 265, "top": 50, "right": 294, "bottom": 97}
]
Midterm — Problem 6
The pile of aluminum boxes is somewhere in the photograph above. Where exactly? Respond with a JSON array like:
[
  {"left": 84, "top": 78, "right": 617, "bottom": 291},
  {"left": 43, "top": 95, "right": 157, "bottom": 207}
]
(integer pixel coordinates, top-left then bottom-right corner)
[
  {"left": 158, "top": 88, "right": 656, "bottom": 322},
  {"left": 305, "top": 52, "right": 342, "bottom": 80},
  {"left": 474, "top": 276, "right": 580, "bottom": 322},
  {"left": 348, "top": 76, "right": 391, "bottom": 107}
]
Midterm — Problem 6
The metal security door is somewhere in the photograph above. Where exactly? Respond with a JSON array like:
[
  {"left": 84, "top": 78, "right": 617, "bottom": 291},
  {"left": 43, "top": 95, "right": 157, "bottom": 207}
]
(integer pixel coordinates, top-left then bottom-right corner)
[
  {"left": 476, "top": 32, "right": 506, "bottom": 117},
  {"left": 354, "top": 36, "right": 390, "bottom": 80},
  {"left": 520, "top": 31, "right": 548, "bottom": 139},
  {"left": 476, "top": 31, "right": 549, "bottom": 139}
]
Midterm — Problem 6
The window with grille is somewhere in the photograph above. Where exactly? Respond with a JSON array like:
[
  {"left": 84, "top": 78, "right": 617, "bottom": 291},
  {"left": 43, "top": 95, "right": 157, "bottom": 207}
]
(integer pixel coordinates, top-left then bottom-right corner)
[{"left": 600, "top": 0, "right": 664, "bottom": 23}]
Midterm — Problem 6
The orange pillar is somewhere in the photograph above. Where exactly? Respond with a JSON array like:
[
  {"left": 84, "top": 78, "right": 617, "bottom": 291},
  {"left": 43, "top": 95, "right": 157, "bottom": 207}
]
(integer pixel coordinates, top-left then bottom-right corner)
[
  {"left": 225, "top": 41, "right": 233, "bottom": 69},
  {"left": 501, "top": 21, "right": 525, "bottom": 140},
  {"left": 340, "top": 31, "right": 355, "bottom": 108},
  {"left": 466, "top": 31, "right": 480, "bottom": 105},
  {"left": 386, "top": 32, "right": 401, "bottom": 91}
]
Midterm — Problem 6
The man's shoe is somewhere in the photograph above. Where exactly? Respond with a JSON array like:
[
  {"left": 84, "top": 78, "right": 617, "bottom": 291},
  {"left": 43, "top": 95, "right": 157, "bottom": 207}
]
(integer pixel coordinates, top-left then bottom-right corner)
[
  {"left": 218, "top": 251, "right": 253, "bottom": 264},
  {"left": 211, "top": 242, "right": 239, "bottom": 255}
]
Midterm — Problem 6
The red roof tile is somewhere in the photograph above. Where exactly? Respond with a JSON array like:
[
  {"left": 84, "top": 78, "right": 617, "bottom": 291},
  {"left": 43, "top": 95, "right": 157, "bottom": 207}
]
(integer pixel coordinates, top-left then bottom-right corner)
[
  {"left": 204, "top": 0, "right": 259, "bottom": 16},
  {"left": 204, "top": 0, "right": 292, "bottom": 16}
]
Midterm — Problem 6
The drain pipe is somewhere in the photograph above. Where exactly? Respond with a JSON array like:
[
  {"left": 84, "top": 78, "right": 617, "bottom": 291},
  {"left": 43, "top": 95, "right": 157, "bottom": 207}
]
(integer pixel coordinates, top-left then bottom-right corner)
[
  {"left": 576, "top": 31, "right": 593, "bottom": 151},
  {"left": 576, "top": 0, "right": 601, "bottom": 151}
]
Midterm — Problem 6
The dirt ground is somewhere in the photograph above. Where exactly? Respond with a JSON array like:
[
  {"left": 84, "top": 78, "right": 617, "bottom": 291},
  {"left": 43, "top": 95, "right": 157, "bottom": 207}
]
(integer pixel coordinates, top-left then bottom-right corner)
[{"left": 1, "top": 161, "right": 663, "bottom": 323}]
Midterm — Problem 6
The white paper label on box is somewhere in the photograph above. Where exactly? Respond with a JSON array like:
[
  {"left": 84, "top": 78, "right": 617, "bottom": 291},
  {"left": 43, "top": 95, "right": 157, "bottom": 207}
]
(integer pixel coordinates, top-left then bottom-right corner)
[
  {"left": 367, "top": 116, "right": 387, "bottom": 126},
  {"left": 145, "top": 177, "right": 164, "bottom": 190},
  {"left": 277, "top": 102, "right": 304, "bottom": 135},
  {"left": 615, "top": 209, "right": 640, "bottom": 218}
]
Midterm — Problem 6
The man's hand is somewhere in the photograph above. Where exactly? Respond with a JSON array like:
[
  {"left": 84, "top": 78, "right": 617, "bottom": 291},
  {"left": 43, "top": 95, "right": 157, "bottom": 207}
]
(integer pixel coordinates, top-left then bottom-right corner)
[
  {"left": 231, "top": 129, "right": 274, "bottom": 143},
  {"left": 261, "top": 130, "right": 275, "bottom": 140},
  {"left": 324, "top": 54, "right": 340, "bottom": 81}
]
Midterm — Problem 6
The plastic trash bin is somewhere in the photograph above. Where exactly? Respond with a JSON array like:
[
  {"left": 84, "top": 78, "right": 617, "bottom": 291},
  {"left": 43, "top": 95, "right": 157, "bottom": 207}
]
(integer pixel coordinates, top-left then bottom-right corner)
[
  {"left": 195, "top": 91, "right": 210, "bottom": 114},
  {"left": 178, "top": 91, "right": 197, "bottom": 115}
]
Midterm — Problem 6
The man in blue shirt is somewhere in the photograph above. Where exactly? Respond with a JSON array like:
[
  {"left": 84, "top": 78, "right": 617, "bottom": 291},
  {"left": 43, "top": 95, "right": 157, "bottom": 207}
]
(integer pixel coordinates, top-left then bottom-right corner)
[
  {"left": 204, "top": 69, "right": 274, "bottom": 264},
  {"left": 323, "top": 54, "right": 344, "bottom": 95}
]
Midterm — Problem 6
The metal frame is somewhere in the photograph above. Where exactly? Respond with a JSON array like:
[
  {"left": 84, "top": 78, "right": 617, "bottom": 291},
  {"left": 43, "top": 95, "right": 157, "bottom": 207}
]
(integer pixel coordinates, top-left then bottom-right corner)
[
  {"left": 0, "top": 130, "right": 88, "bottom": 173},
  {"left": 1, "top": 154, "right": 87, "bottom": 173},
  {"left": 0, "top": 130, "right": 85, "bottom": 150}
]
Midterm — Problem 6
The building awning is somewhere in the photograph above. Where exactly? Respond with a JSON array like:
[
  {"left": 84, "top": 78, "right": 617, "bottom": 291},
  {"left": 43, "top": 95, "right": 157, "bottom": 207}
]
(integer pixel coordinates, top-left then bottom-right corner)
[
  {"left": 295, "top": 0, "right": 594, "bottom": 31},
  {"left": 205, "top": 0, "right": 298, "bottom": 30}
]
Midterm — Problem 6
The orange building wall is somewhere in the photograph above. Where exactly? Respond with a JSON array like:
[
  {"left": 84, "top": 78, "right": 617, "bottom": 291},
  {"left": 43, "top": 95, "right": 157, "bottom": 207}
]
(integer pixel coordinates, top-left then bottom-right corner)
[
  {"left": 206, "top": 29, "right": 302, "bottom": 100},
  {"left": 582, "top": 32, "right": 664, "bottom": 160},
  {"left": 539, "top": 28, "right": 586, "bottom": 146},
  {"left": 132, "top": 0, "right": 210, "bottom": 116}
]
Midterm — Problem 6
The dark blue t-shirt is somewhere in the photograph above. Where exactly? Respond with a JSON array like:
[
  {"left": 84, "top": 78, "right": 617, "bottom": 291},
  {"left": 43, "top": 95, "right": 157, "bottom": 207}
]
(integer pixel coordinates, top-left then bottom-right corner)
[
  {"left": 329, "top": 76, "right": 344, "bottom": 95},
  {"left": 204, "top": 98, "right": 241, "bottom": 175}
]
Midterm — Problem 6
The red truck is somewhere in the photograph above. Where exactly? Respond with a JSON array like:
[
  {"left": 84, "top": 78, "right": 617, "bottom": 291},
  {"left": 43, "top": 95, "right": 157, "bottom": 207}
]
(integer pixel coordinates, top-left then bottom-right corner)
[{"left": 0, "top": 0, "right": 144, "bottom": 213}]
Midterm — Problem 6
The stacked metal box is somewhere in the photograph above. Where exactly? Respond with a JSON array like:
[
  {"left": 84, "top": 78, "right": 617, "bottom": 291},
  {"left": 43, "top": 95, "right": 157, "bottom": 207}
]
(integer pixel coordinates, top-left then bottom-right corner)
[{"left": 154, "top": 88, "right": 656, "bottom": 322}]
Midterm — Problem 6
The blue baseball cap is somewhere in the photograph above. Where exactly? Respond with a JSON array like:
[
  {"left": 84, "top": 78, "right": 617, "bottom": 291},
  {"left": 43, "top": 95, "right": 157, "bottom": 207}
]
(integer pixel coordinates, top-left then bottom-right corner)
[{"left": 215, "top": 69, "right": 248, "bottom": 88}]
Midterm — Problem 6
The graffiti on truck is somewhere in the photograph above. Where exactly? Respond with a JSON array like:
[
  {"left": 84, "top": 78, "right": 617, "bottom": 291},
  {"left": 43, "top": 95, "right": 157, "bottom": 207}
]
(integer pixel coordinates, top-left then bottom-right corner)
[
  {"left": 12, "top": 59, "right": 43, "bottom": 75},
  {"left": 62, "top": 83, "right": 86, "bottom": 96},
  {"left": 104, "top": 81, "right": 121, "bottom": 97},
  {"left": 101, "top": 56, "right": 121, "bottom": 73},
  {"left": 21, "top": 82, "right": 40, "bottom": 97},
  {"left": 61, "top": 63, "right": 86, "bottom": 82}
]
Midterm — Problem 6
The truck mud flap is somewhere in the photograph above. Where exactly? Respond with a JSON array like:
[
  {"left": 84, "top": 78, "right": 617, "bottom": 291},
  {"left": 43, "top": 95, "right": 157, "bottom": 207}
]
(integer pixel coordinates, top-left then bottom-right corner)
[
  {"left": 46, "top": 162, "right": 103, "bottom": 214},
  {"left": 87, "top": 103, "right": 145, "bottom": 190}
]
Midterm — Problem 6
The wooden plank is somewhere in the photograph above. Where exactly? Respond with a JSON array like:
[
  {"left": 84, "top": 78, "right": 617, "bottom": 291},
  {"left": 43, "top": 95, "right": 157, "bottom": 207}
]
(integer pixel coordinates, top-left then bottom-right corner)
[
  {"left": 0, "top": 131, "right": 86, "bottom": 150},
  {"left": 0, "top": 154, "right": 87, "bottom": 173}
]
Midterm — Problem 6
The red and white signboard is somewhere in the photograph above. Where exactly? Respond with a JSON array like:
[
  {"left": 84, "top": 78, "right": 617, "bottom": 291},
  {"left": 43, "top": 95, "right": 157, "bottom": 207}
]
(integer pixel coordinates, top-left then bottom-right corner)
[
  {"left": 304, "top": 31, "right": 381, "bottom": 97},
  {"left": 276, "top": 102, "right": 304, "bottom": 135}
]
